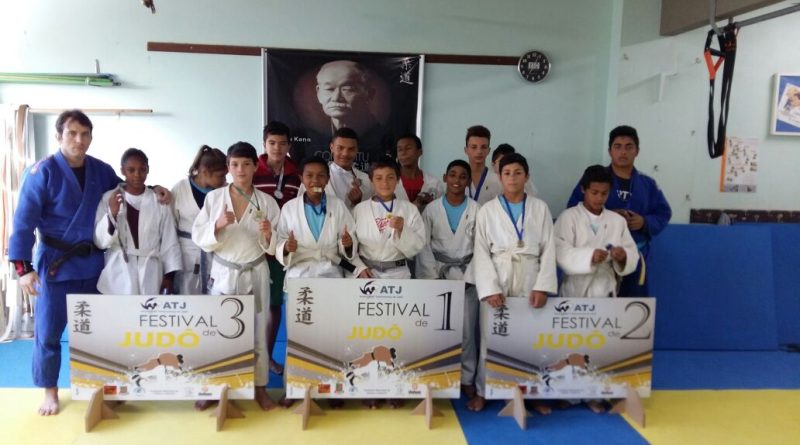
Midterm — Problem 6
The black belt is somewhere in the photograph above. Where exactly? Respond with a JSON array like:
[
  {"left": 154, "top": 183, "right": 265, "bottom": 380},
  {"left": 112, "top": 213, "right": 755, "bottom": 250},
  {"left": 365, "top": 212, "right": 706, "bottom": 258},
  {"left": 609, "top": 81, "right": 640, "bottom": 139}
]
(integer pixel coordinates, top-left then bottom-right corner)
[
  {"left": 704, "top": 24, "right": 738, "bottom": 159},
  {"left": 42, "top": 235, "right": 99, "bottom": 277}
]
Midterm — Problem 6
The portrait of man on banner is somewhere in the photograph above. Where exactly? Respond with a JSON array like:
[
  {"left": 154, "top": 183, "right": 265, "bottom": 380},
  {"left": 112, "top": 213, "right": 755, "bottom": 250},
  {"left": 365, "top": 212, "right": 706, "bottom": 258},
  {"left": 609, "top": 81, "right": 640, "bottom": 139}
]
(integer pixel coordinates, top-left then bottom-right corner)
[{"left": 264, "top": 49, "right": 423, "bottom": 171}]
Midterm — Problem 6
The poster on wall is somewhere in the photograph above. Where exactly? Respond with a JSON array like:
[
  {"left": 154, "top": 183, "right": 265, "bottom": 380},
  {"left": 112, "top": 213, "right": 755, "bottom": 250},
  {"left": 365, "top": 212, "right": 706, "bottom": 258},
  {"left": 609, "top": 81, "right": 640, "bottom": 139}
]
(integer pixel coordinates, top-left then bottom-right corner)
[
  {"left": 771, "top": 73, "right": 800, "bottom": 135},
  {"left": 484, "top": 298, "right": 655, "bottom": 400},
  {"left": 285, "top": 278, "right": 464, "bottom": 399},
  {"left": 263, "top": 49, "right": 424, "bottom": 171},
  {"left": 67, "top": 294, "right": 255, "bottom": 401},
  {"left": 720, "top": 136, "right": 759, "bottom": 193}
]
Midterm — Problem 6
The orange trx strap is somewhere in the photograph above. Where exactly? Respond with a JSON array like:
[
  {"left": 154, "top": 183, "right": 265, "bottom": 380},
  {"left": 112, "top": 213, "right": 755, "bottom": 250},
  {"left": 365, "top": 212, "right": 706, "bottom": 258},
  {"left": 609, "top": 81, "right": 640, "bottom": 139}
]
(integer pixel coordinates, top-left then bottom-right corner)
[{"left": 704, "top": 24, "right": 738, "bottom": 159}]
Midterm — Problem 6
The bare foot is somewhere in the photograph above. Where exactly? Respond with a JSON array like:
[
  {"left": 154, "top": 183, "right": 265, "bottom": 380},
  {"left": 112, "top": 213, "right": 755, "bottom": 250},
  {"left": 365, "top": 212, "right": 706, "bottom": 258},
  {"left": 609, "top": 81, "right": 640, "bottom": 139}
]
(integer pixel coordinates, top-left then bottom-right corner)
[
  {"left": 39, "top": 387, "right": 59, "bottom": 416},
  {"left": 387, "top": 398, "right": 404, "bottom": 409},
  {"left": 194, "top": 400, "right": 216, "bottom": 411},
  {"left": 529, "top": 400, "right": 552, "bottom": 416},
  {"left": 586, "top": 400, "right": 606, "bottom": 413},
  {"left": 328, "top": 399, "right": 345, "bottom": 409},
  {"left": 255, "top": 386, "right": 277, "bottom": 411},
  {"left": 467, "top": 395, "right": 485, "bottom": 412},
  {"left": 362, "top": 399, "right": 382, "bottom": 409},
  {"left": 554, "top": 399, "right": 573, "bottom": 410},
  {"left": 278, "top": 394, "right": 295, "bottom": 408},
  {"left": 269, "top": 360, "right": 284, "bottom": 376},
  {"left": 461, "top": 384, "right": 476, "bottom": 399}
]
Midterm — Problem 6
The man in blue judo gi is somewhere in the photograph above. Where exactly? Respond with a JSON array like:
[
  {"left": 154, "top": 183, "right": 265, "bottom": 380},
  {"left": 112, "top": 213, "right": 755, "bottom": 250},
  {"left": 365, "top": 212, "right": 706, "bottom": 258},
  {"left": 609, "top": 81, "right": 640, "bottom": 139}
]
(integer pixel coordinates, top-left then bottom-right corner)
[
  {"left": 566, "top": 125, "right": 671, "bottom": 297},
  {"left": 9, "top": 109, "right": 169, "bottom": 415}
]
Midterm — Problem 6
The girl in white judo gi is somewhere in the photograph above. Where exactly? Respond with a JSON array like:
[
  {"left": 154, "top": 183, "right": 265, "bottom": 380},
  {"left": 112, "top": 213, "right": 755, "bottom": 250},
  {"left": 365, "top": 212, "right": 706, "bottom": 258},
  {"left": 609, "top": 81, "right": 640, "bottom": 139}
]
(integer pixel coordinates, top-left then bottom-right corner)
[
  {"left": 468, "top": 153, "right": 557, "bottom": 413},
  {"left": 94, "top": 148, "right": 182, "bottom": 295},
  {"left": 192, "top": 142, "right": 280, "bottom": 411},
  {"left": 170, "top": 145, "right": 228, "bottom": 295}
]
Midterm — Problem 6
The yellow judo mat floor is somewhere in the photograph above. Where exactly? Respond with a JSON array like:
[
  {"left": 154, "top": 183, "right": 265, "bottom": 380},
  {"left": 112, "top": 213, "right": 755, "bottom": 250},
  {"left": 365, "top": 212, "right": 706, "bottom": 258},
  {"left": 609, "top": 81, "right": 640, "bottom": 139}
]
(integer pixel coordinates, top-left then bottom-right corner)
[
  {"left": 631, "top": 390, "right": 800, "bottom": 445},
  {"left": 1, "top": 389, "right": 798, "bottom": 444},
  {"left": 0, "top": 389, "right": 467, "bottom": 445}
]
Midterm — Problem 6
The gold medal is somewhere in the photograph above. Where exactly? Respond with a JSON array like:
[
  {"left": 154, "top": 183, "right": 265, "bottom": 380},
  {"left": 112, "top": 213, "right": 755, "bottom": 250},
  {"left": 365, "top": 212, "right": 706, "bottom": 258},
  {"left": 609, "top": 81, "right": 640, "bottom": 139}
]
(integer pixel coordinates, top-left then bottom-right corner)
[
  {"left": 386, "top": 213, "right": 393, "bottom": 220},
  {"left": 517, "top": 240, "right": 524, "bottom": 248},
  {"left": 254, "top": 210, "right": 264, "bottom": 220}
]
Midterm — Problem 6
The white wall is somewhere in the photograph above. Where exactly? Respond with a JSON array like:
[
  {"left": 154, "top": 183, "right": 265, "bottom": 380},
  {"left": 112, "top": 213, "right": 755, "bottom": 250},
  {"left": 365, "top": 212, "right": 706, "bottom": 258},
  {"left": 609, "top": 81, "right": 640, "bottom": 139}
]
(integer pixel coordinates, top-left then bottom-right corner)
[
  {"left": 0, "top": 0, "right": 620, "bottom": 214},
  {"left": 617, "top": 0, "right": 800, "bottom": 222}
]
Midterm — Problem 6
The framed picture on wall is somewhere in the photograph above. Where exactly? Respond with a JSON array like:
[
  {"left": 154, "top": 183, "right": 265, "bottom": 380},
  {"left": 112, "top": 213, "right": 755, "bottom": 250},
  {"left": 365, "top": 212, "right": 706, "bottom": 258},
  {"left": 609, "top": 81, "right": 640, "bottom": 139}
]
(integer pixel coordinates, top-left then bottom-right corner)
[
  {"left": 770, "top": 73, "right": 800, "bottom": 136},
  {"left": 263, "top": 49, "right": 424, "bottom": 171}
]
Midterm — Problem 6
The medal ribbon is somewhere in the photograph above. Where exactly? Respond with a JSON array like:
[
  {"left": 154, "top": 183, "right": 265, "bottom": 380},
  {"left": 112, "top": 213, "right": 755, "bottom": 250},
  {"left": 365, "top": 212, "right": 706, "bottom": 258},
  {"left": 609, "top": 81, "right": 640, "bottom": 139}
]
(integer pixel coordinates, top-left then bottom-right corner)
[
  {"left": 304, "top": 193, "right": 327, "bottom": 216},
  {"left": 468, "top": 167, "right": 488, "bottom": 201},
  {"left": 232, "top": 185, "right": 261, "bottom": 212},
  {"left": 501, "top": 193, "right": 526, "bottom": 244},
  {"left": 375, "top": 195, "right": 394, "bottom": 214}
]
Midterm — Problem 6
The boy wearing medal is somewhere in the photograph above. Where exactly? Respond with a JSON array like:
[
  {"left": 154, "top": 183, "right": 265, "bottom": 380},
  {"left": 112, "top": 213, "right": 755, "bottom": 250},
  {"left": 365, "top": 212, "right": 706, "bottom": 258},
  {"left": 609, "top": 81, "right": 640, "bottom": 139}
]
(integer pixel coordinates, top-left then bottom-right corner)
[
  {"left": 352, "top": 157, "right": 425, "bottom": 409},
  {"left": 468, "top": 153, "right": 557, "bottom": 412},
  {"left": 276, "top": 156, "right": 367, "bottom": 408},
  {"left": 254, "top": 121, "right": 301, "bottom": 376},
  {"left": 353, "top": 158, "right": 425, "bottom": 280},
  {"left": 416, "top": 160, "right": 481, "bottom": 399},
  {"left": 192, "top": 142, "right": 281, "bottom": 411},
  {"left": 464, "top": 126, "right": 538, "bottom": 205}
]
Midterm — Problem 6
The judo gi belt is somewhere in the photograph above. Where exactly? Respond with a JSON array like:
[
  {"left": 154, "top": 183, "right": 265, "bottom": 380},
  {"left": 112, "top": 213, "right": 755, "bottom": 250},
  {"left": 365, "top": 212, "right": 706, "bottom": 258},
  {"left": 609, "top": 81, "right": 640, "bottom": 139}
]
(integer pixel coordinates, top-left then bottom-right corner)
[
  {"left": 361, "top": 257, "right": 407, "bottom": 272},
  {"left": 42, "top": 235, "right": 100, "bottom": 277},
  {"left": 212, "top": 254, "right": 267, "bottom": 272},
  {"left": 432, "top": 251, "right": 473, "bottom": 279},
  {"left": 178, "top": 229, "right": 209, "bottom": 292},
  {"left": 704, "top": 23, "right": 738, "bottom": 159}
]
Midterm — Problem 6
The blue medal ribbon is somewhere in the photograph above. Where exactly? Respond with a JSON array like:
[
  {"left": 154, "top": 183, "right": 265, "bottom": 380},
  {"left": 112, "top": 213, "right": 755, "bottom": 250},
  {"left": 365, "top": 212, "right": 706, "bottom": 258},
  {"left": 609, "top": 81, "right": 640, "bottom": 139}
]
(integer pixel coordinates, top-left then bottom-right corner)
[
  {"left": 468, "top": 167, "right": 488, "bottom": 202},
  {"left": 501, "top": 193, "right": 526, "bottom": 245}
]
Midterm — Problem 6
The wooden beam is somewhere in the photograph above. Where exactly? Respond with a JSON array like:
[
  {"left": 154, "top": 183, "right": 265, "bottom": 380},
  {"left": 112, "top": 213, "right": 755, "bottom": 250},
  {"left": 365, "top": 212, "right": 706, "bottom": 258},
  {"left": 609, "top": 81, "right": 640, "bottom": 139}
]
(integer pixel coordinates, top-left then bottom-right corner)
[
  {"left": 148, "top": 42, "right": 260, "bottom": 56},
  {"left": 660, "top": 0, "right": 783, "bottom": 36},
  {"left": 146, "top": 42, "right": 518, "bottom": 65}
]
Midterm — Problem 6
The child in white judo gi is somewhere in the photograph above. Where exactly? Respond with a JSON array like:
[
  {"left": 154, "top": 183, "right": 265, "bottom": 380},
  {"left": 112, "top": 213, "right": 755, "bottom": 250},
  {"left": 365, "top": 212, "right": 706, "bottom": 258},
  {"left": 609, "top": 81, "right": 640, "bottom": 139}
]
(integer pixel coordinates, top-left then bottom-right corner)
[
  {"left": 553, "top": 165, "right": 639, "bottom": 413},
  {"left": 463, "top": 125, "right": 537, "bottom": 205},
  {"left": 94, "top": 148, "right": 182, "bottom": 295},
  {"left": 555, "top": 165, "right": 639, "bottom": 299},
  {"left": 468, "top": 153, "right": 557, "bottom": 413},
  {"left": 192, "top": 142, "right": 280, "bottom": 411},
  {"left": 416, "top": 160, "right": 481, "bottom": 399},
  {"left": 352, "top": 157, "right": 426, "bottom": 408},
  {"left": 276, "top": 156, "right": 366, "bottom": 409},
  {"left": 277, "top": 156, "right": 362, "bottom": 280},
  {"left": 170, "top": 145, "right": 228, "bottom": 295}
]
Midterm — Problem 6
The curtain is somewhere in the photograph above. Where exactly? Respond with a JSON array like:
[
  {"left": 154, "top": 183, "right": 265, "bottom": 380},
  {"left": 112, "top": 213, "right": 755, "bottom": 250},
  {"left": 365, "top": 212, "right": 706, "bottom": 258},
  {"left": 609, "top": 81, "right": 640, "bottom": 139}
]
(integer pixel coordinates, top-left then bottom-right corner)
[{"left": 1, "top": 104, "right": 36, "bottom": 341}]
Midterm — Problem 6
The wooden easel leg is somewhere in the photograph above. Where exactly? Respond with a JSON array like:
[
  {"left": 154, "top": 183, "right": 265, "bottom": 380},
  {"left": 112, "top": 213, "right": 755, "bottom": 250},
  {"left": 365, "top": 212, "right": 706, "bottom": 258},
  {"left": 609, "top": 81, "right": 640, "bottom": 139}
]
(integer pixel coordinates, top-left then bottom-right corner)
[
  {"left": 497, "top": 386, "right": 530, "bottom": 430},
  {"left": 211, "top": 384, "right": 245, "bottom": 431},
  {"left": 85, "top": 388, "right": 119, "bottom": 432},
  {"left": 411, "top": 384, "right": 443, "bottom": 429},
  {"left": 291, "top": 385, "right": 325, "bottom": 430},
  {"left": 610, "top": 385, "right": 646, "bottom": 427}
]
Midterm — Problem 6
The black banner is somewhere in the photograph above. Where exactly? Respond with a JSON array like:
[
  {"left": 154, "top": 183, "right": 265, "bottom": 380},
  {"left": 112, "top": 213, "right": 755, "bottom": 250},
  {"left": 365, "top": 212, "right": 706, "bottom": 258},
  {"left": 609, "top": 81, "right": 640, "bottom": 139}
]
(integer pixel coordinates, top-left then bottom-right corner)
[{"left": 264, "top": 49, "right": 422, "bottom": 171}]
